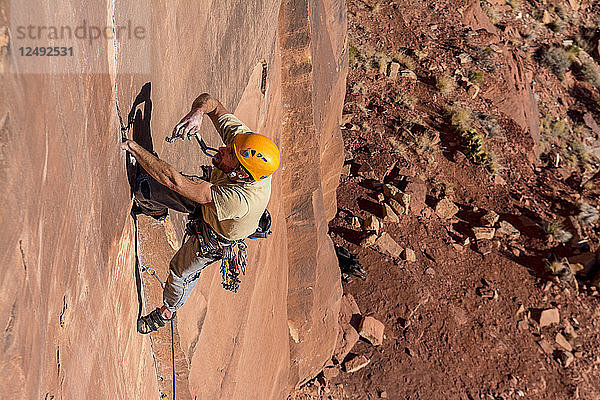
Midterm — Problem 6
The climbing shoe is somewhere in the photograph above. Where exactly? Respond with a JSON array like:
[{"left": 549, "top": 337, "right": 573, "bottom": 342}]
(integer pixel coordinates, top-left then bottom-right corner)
[{"left": 137, "top": 308, "right": 175, "bottom": 334}]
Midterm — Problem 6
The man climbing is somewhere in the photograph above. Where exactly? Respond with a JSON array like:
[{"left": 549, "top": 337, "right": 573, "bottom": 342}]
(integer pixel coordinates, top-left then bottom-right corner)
[{"left": 121, "top": 93, "right": 280, "bottom": 333}]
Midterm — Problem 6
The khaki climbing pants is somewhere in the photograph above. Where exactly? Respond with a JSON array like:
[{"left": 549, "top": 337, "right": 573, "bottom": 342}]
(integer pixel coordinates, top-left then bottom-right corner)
[{"left": 162, "top": 234, "right": 221, "bottom": 312}]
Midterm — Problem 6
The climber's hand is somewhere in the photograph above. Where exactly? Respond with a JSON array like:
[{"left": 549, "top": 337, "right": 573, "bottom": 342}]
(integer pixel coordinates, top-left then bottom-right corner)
[{"left": 172, "top": 108, "right": 204, "bottom": 140}]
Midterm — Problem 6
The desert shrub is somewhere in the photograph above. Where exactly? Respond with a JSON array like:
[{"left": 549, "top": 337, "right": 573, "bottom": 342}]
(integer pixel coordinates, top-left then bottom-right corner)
[
  {"left": 550, "top": 119, "right": 570, "bottom": 138},
  {"left": 414, "top": 129, "right": 441, "bottom": 156},
  {"left": 507, "top": 0, "right": 521, "bottom": 10},
  {"left": 480, "top": 1, "right": 500, "bottom": 24},
  {"left": 544, "top": 220, "right": 573, "bottom": 243},
  {"left": 575, "top": 26, "right": 600, "bottom": 54},
  {"left": 544, "top": 257, "right": 576, "bottom": 286},
  {"left": 436, "top": 74, "right": 456, "bottom": 95},
  {"left": 547, "top": 20, "right": 565, "bottom": 33},
  {"left": 390, "top": 120, "right": 441, "bottom": 157},
  {"left": 369, "top": 1, "right": 382, "bottom": 13},
  {"left": 540, "top": 46, "right": 572, "bottom": 78},
  {"left": 349, "top": 43, "right": 362, "bottom": 66},
  {"left": 469, "top": 70, "right": 485, "bottom": 84},
  {"left": 580, "top": 61, "right": 600, "bottom": 88},
  {"left": 578, "top": 202, "right": 599, "bottom": 225},
  {"left": 393, "top": 50, "right": 417, "bottom": 71},
  {"left": 449, "top": 106, "right": 472, "bottom": 132}
]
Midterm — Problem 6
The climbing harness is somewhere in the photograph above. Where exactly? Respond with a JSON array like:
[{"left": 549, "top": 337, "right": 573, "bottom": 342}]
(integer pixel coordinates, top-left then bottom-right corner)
[{"left": 184, "top": 212, "right": 249, "bottom": 293}]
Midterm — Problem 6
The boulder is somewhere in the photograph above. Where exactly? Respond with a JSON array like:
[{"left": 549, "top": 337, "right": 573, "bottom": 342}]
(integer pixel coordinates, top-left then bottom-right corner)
[
  {"left": 361, "top": 233, "right": 379, "bottom": 247},
  {"left": 383, "top": 184, "right": 400, "bottom": 199},
  {"left": 323, "top": 365, "right": 340, "bottom": 380},
  {"left": 537, "top": 339, "right": 554, "bottom": 355},
  {"left": 402, "top": 248, "right": 416, "bottom": 262},
  {"left": 358, "top": 316, "right": 385, "bottom": 346},
  {"left": 403, "top": 177, "right": 427, "bottom": 214},
  {"left": 375, "top": 232, "right": 403, "bottom": 258},
  {"left": 472, "top": 227, "right": 496, "bottom": 240},
  {"left": 363, "top": 215, "right": 382, "bottom": 235},
  {"left": 400, "top": 69, "right": 418, "bottom": 80},
  {"left": 481, "top": 210, "right": 500, "bottom": 226},
  {"left": 389, "top": 197, "right": 408, "bottom": 216},
  {"left": 435, "top": 198, "right": 459, "bottom": 219},
  {"left": 555, "top": 350, "right": 575, "bottom": 368},
  {"left": 531, "top": 308, "right": 560, "bottom": 327},
  {"left": 333, "top": 326, "right": 359, "bottom": 366},
  {"left": 555, "top": 333, "right": 573, "bottom": 352},
  {"left": 496, "top": 220, "right": 520, "bottom": 238},
  {"left": 383, "top": 203, "right": 400, "bottom": 223},
  {"left": 332, "top": 294, "right": 361, "bottom": 364}
]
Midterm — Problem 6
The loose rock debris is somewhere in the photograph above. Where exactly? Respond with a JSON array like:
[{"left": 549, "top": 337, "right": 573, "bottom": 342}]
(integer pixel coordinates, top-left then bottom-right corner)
[{"left": 344, "top": 355, "right": 371, "bottom": 373}]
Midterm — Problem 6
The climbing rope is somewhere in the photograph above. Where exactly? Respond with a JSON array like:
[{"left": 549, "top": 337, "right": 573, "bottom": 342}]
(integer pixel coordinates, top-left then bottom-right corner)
[{"left": 171, "top": 318, "right": 176, "bottom": 400}]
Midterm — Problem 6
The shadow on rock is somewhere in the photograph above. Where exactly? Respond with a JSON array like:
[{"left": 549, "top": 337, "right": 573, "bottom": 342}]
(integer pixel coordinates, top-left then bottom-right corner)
[{"left": 124, "top": 82, "right": 154, "bottom": 194}]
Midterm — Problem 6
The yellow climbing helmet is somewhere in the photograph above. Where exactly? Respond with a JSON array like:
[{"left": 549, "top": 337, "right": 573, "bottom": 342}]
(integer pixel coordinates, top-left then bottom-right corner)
[{"left": 233, "top": 133, "right": 281, "bottom": 181}]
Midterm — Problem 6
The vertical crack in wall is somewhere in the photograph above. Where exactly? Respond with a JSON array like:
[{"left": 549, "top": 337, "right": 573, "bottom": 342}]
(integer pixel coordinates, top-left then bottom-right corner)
[
  {"left": 107, "top": 2, "right": 163, "bottom": 397},
  {"left": 108, "top": 0, "right": 127, "bottom": 135}
]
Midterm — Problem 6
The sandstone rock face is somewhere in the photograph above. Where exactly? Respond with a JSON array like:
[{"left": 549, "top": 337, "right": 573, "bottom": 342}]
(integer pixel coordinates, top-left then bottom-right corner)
[{"left": 0, "top": 0, "right": 345, "bottom": 398}]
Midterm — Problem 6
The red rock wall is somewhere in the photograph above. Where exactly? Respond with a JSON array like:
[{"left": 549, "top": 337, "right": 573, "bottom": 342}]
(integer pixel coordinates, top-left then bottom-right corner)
[{"left": 0, "top": 0, "right": 345, "bottom": 398}]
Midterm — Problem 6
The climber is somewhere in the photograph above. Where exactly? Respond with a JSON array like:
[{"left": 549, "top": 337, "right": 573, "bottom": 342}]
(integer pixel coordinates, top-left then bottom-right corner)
[{"left": 121, "top": 93, "right": 280, "bottom": 333}]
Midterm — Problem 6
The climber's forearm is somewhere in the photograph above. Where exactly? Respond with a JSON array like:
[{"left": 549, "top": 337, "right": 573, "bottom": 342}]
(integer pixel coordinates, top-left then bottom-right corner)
[
  {"left": 122, "top": 140, "right": 181, "bottom": 191},
  {"left": 121, "top": 140, "right": 213, "bottom": 204}
]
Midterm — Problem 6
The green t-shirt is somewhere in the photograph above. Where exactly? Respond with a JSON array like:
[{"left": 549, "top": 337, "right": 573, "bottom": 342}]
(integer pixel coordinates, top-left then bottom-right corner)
[{"left": 201, "top": 114, "right": 272, "bottom": 241}]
